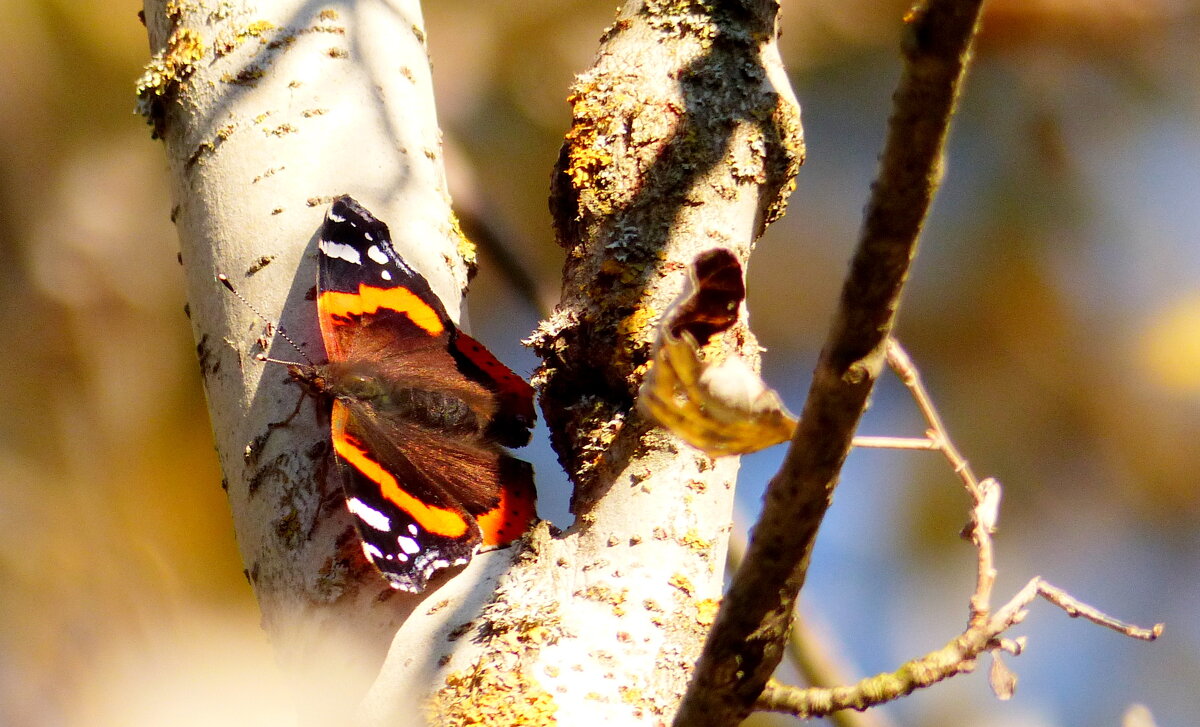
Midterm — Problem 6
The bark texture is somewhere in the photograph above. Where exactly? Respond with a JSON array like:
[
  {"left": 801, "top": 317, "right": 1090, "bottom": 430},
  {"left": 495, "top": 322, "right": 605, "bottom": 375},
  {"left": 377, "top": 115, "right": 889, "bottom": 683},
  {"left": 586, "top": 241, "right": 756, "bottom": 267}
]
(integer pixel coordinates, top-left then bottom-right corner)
[
  {"left": 369, "top": 1, "right": 803, "bottom": 724},
  {"left": 142, "top": 0, "right": 471, "bottom": 720},
  {"left": 511, "top": 0, "right": 801, "bottom": 723},
  {"left": 147, "top": 0, "right": 803, "bottom": 723}
]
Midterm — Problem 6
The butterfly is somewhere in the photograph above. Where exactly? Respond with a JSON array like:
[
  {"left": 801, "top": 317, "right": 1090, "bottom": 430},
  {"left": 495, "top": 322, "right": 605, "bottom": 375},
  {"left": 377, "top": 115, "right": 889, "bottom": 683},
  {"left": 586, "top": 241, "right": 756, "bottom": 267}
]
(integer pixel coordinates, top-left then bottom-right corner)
[{"left": 241, "top": 195, "right": 538, "bottom": 593}]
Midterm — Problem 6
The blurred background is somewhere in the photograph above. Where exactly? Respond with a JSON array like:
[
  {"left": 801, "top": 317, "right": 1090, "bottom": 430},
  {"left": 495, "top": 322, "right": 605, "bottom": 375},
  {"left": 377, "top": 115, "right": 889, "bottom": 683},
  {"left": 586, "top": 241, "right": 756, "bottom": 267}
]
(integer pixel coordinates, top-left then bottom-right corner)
[{"left": 1, "top": 0, "right": 1196, "bottom": 725}]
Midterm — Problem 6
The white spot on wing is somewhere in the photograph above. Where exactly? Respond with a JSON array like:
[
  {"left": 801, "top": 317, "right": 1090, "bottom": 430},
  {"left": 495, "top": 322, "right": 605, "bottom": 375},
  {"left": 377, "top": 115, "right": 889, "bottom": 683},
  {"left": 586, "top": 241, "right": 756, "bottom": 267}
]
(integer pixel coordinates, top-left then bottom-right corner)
[
  {"left": 347, "top": 497, "right": 390, "bottom": 531},
  {"left": 398, "top": 535, "right": 420, "bottom": 555},
  {"left": 381, "top": 270, "right": 392, "bottom": 281},
  {"left": 407, "top": 523, "right": 418, "bottom": 536},
  {"left": 319, "top": 239, "right": 362, "bottom": 265},
  {"left": 327, "top": 210, "right": 346, "bottom": 223},
  {"left": 367, "top": 245, "right": 389, "bottom": 265}
]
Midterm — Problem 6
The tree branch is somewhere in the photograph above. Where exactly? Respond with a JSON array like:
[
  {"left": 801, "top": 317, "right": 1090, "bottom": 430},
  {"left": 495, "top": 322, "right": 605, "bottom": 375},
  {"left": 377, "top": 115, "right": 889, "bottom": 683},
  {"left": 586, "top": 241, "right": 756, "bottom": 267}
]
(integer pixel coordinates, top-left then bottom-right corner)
[
  {"left": 674, "top": 1, "right": 988, "bottom": 724},
  {"left": 487, "top": 0, "right": 805, "bottom": 722},
  {"left": 752, "top": 340, "right": 1161, "bottom": 719},
  {"left": 141, "top": 0, "right": 472, "bottom": 720},
  {"left": 757, "top": 575, "right": 1161, "bottom": 718},
  {"left": 726, "top": 532, "right": 899, "bottom": 727}
]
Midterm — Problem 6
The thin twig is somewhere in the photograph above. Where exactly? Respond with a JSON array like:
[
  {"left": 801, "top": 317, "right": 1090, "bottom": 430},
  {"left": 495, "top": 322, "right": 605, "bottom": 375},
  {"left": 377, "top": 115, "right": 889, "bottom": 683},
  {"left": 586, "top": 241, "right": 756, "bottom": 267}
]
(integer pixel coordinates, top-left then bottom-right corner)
[
  {"left": 885, "top": 339, "right": 983, "bottom": 497},
  {"left": 1027, "top": 580, "right": 1161, "bottom": 641},
  {"left": 851, "top": 436, "right": 938, "bottom": 450},
  {"left": 756, "top": 574, "right": 1160, "bottom": 718},
  {"left": 884, "top": 339, "right": 996, "bottom": 621},
  {"left": 754, "top": 341, "right": 1162, "bottom": 719},
  {"left": 726, "top": 531, "right": 898, "bottom": 727},
  {"left": 674, "top": 2, "right": 989, "bottom": 724}
]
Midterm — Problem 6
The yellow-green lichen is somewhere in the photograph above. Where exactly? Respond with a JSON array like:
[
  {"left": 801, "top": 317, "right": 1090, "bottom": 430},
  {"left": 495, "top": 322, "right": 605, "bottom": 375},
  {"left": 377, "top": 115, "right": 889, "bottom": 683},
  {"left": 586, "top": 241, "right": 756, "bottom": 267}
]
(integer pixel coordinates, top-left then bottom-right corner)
[
  {"left": 448, "top": 211, "right": 478, "bottom": 270},
  {"left": 642, "top": 0, "right": 721, "bottom": 41},
  {"left": 680, "top": 528, "right": 713, "bottom": 555},
  {"left": 431, "top": 617, "right": 559, "bottom": 726},
  {"left": 135, "top": 27, "right": 206, "bottom": 134},
  {"left": 213, "top": 19, "right": 277, "bottom": 56},
  {"left": 669, "top": 573, "right": 695, "bottom": 597},
  {"left": 434, "top": 662, "right": 559, "bottom": 727},
  {"left": 579, "top": 582, "right": 629, "bottom": 617},
  {"left": 244, "top": 19, "right": 275, "bottom": 37},
  {"left": 562, "top": 80, "right": 619, "bottom": 193},
  {"left": 264, "top": 123, "right": 297, "bottom": 137},
  {"left": 616, "top": 306, "right": 658, "bottom": 342},
  {"left": 695, "top": 597, "right": 720, "bottom": 627}
]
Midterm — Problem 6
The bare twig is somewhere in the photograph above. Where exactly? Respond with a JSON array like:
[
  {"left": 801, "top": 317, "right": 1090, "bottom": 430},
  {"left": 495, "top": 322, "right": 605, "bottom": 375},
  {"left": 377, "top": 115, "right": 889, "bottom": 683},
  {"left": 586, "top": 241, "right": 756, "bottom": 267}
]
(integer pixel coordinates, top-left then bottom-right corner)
[
  {"left": 753, "top": 340, "right": 1161, "bottom": 719},
  {"left": 787, "top": 614, "right": 901, "bottom": 727},
  {"left": 726, "top": 532, "right": 898, "bottom": 727},
  {"left": 1009, "top": 579, "right": 1162, "bottom": 641},
  {"left": 884, "top": 338, "right": 996, "bottom": 621},
  {"left": 851, "top": 436, "right": 938, "bottom": 450},
  {"left": 674, "top": 2, "right": 988, "bottom": 724}
]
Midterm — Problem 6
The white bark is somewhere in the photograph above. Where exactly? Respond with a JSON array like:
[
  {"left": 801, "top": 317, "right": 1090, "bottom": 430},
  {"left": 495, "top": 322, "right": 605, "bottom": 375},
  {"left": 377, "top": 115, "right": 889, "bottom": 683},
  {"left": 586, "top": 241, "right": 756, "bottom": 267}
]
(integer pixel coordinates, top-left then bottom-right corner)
[
  {"left": 362, "top": 2, "right": 803, "bottom": 725},
  {"left": 143, "top": 0, "right": 470, "bottom": 719},
  {"left": 145, "top": 1, "right": 801, "bottom": 724}
]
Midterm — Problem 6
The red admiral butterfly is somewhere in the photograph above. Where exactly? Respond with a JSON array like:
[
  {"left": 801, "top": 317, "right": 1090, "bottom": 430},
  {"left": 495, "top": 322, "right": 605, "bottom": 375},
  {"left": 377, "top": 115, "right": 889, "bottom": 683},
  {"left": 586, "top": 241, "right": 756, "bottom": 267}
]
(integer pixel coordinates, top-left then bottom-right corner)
[{"left": 231, "top": 196, "right": 538, "bottom": 593}]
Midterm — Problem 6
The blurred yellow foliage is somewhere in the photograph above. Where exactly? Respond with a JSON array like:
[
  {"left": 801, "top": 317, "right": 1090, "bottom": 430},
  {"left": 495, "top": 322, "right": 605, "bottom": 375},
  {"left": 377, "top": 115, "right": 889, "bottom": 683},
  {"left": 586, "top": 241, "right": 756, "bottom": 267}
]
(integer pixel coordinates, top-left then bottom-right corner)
[
  {"left": 0, "top": 0, "right": 1196, "bottom": 724},
  {"left": 1140, "top": 295, "right": 1200, "bottom": 394}
]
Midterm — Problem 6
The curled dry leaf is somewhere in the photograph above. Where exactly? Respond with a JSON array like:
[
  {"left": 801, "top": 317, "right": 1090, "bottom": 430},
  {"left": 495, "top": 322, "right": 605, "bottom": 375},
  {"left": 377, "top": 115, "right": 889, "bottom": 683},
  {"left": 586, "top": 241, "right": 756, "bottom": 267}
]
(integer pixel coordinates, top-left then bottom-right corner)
[
  {"left": 988, "top": 652, "right": 1018, "bottom": 701},
  {"left": 637, "top": 249, "right": 796, "bottom": 456}
]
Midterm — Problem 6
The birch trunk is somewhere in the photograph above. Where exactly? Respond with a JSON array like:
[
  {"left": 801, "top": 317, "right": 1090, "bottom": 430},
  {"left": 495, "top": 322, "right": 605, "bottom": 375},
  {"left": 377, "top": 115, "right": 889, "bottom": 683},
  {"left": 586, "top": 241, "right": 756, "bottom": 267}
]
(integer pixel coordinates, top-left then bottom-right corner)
[
  {"left": 143, "top": 0, "right": 471, "bottom": 720},
  {"left": 364, "top": 2, "right": 803, "bottom": 724},
  {"left": 144, "top": 0, "right": 802, "bottom": 723}
]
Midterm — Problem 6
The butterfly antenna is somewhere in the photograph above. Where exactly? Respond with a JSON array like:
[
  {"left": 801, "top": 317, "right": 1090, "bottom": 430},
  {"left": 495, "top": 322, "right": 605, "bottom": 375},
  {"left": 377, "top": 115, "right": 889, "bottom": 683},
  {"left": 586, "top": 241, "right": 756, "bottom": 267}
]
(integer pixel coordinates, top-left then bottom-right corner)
[{"left": 217, "top": 273, "right": 315, "bottom": 366}]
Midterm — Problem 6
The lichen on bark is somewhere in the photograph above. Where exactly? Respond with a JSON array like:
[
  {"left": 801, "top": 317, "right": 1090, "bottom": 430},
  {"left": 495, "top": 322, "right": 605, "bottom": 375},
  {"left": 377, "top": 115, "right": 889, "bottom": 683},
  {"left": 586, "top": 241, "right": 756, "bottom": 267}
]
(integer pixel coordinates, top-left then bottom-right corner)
[{"left": 533, "top": 0, "right": 803, "bottom": 497}]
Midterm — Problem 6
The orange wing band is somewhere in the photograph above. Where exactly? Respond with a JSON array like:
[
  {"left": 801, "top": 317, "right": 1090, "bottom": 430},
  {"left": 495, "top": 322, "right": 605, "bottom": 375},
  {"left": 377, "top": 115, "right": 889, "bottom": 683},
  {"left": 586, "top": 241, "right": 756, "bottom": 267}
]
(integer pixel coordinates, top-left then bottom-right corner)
[
  {"left": 319, "top": 286, "right": 445, "bottom": 336},
  {"left": 475, "top": 484, "right": 536, "bottom": 547},
  {"left": 330, "top": 402, "right": 469, "bottom": 538}
]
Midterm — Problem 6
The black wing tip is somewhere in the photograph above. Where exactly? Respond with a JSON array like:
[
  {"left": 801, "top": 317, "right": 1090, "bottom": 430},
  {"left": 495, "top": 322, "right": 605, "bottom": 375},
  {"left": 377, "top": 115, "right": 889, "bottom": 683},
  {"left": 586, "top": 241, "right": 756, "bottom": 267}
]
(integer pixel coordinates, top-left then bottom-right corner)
[
  {"left": 323, "top": 196, "right": 393, "bottom": 247},
  {"left": 327, "top": 195, "right": 379, "bottom": 225},
  {"left": 488, "top": 418, "right": 535, "bottom": 449},
  {"left": 328, "top": 193, "right": 358, "bottom": 213}
]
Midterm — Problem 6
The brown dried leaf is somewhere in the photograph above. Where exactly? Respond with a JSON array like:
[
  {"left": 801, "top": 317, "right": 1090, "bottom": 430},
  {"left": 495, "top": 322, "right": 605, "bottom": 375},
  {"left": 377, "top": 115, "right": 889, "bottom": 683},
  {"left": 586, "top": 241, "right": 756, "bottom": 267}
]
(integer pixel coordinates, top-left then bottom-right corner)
[
  {"left": 638, "top": 249, "right": 796, "bottom": 456},
  {"left": 989, "top": 653, "right": 1018, "bottom": 701},
  {"left": 667, "top": 248, "right": 745, "bottom": 344}
]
